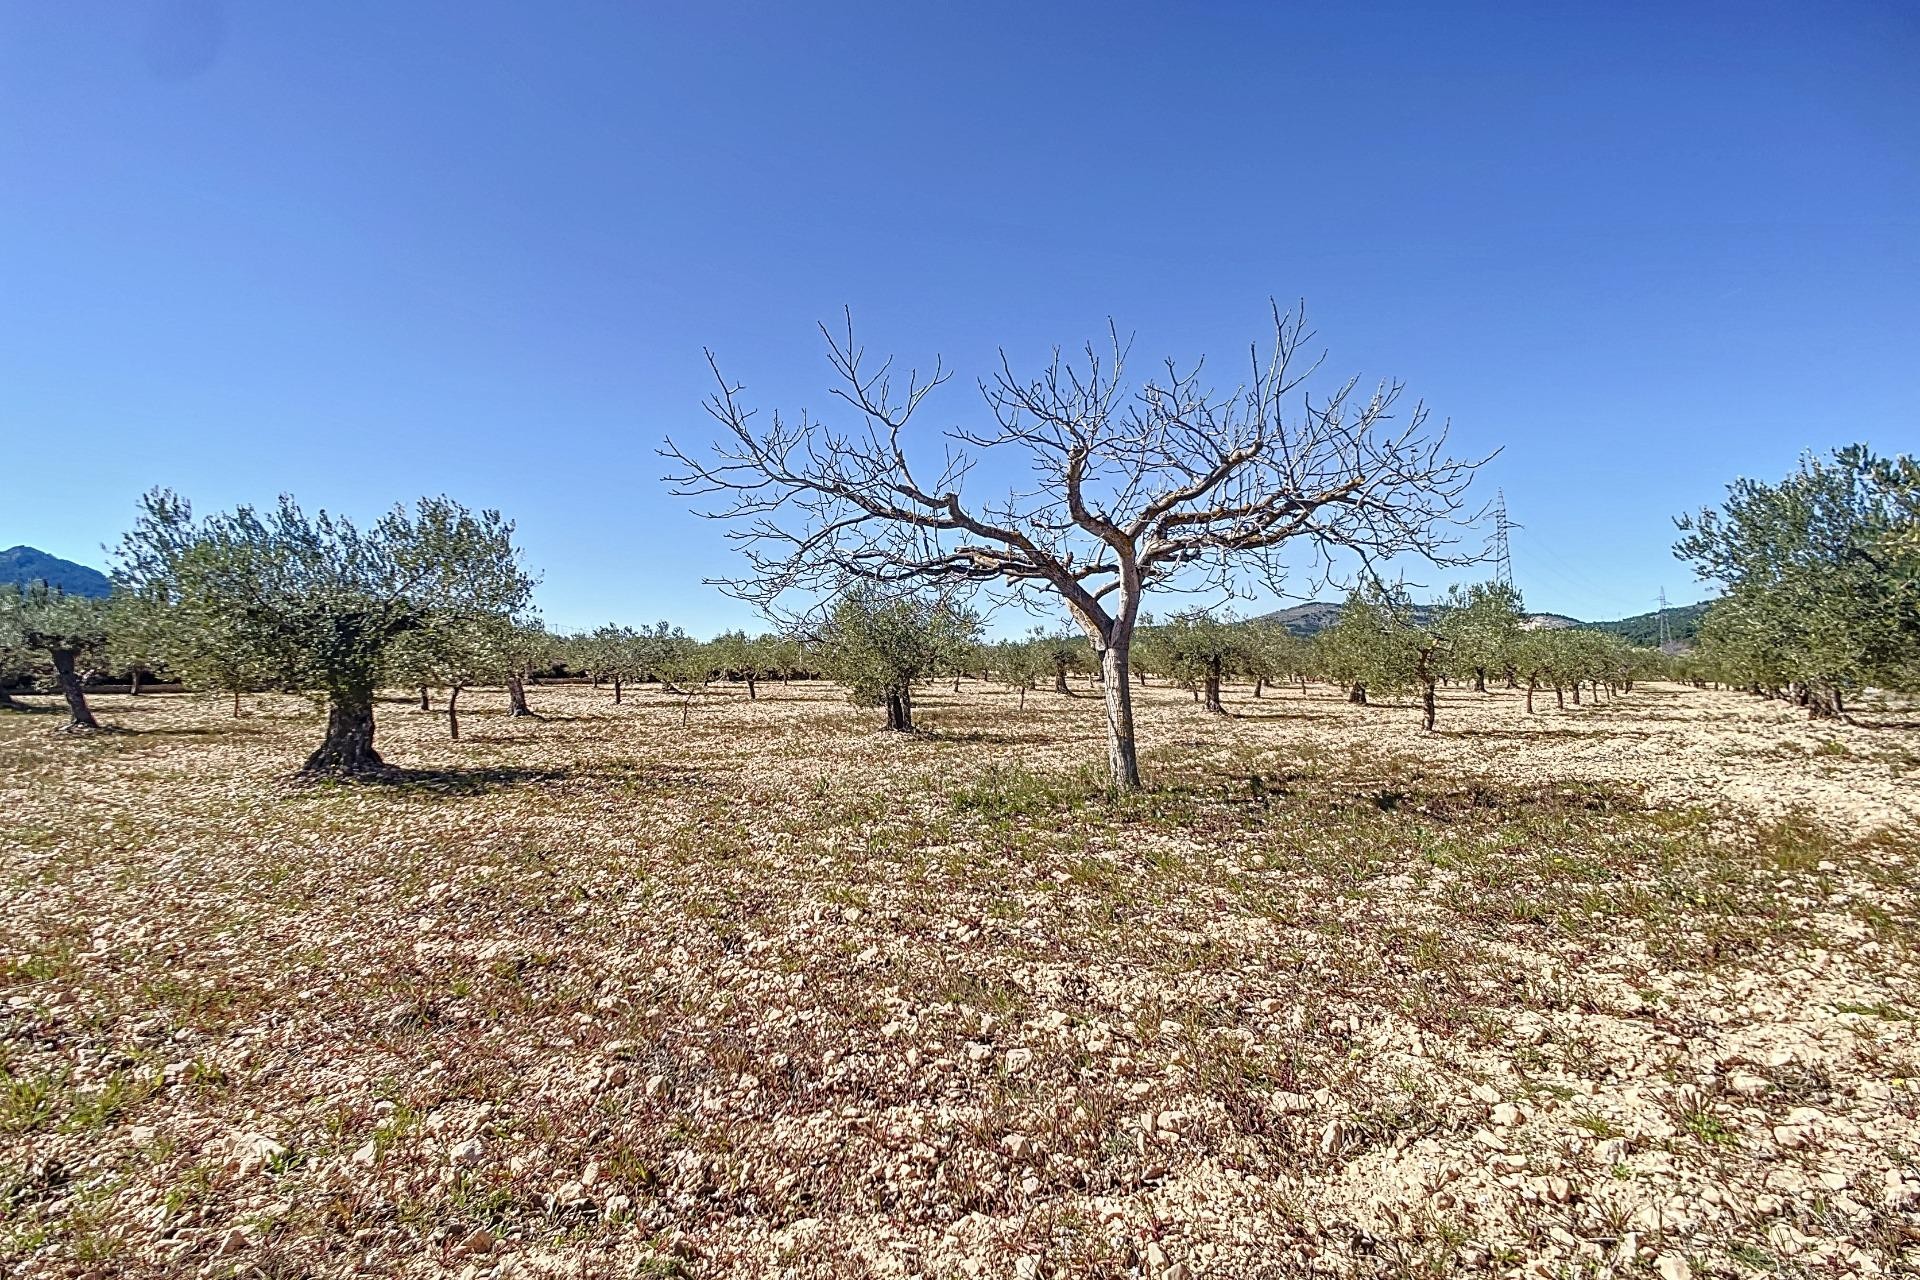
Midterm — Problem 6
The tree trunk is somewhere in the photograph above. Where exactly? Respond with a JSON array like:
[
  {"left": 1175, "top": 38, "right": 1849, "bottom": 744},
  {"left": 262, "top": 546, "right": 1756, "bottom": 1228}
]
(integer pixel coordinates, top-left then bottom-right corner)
[
  {"left": 1571, "top": 682, "right": 1582, "bottom": 705},
  {"left": 1203, "top": 664, "right": 1225, "bottom": 716},
  {"left": 130, "top": 669, "right": 144, "bottom": 696},
  {"left": 1349, "top": 683, "right": 1367, "bottom": 705},
  {"left": 747, "top": 674, "right": 758, "bottom": 701},
  {"left": 1525, "top": 680, "right": 1536, "bottom": 714},
  {"left": 1807, "top": 685, "right": 1842, "bottom": 720},
  {"left": 1135, "top": 669, "right": 1146, "bottom": 686},
  {"left": 302, "top": 688, "right": 384, "bottom": 776},
  {"left": 506, "top": 673, "right": 534, "bottom": 717},
  {"left": 1422, "top": 679, "right": 1437, "bottom": 732},
  {"left": 233, "top": 689, "right": 243, "bottom": 718},
  {"left": 418, "top": 686, "right": 430, "bottom": 711},
  {"left": 1099, "top": 642, "right": 1141, "bottom": 790},
  {"left": 613, "top": 677, "right": 623, "bottom": 705},
  {"left": 50, "top": 649, "right": 98, "bottom": 730},
  {"left": 1251, "top": 677, "right": 1264, "bottom": 699},
  {"left": 1554, "top": 685, "right": 1565, "bottom": 710},
  {"left": 1018, "top": 685, "right": 1027, "bottom": 709},
  {"left": 0, "top": 688, "right": 22, "bottom": 711},
  {"left": 1473, "top": 667, "right": 1487, "bottom": 694},
  {"left": 884, "top": 685, "right": 914, "bottom": 731},
  {"left": 1053, "top": 663, "right": 1070, "bottom": 695},
  {"left": 447, "top": 685, "right": 462, "bottom": 741},
  {"left": 952, "top": 674, "right": 961, "bottom": 692}
]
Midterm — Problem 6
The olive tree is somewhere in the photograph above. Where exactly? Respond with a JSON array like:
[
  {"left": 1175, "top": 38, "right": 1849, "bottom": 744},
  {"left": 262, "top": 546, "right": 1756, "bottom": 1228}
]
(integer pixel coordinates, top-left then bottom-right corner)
[
  {"left": 1161, "top": 610, "right": 1248, "bottom": 715},
  {"left": 0, "top": 583, "right": 111, "bottom": 729},
  {"left": 665, "top": 305, "right": 1483, "bottom": 788},
  {"left": 114, "top": 489, "right": 532, "bottom": 776},
  {"left": 1677, "top": 445, "right": 1920, "bottom": 717},
  {"left": 813, "top": 589, "right": 979, "bottom": 731}
]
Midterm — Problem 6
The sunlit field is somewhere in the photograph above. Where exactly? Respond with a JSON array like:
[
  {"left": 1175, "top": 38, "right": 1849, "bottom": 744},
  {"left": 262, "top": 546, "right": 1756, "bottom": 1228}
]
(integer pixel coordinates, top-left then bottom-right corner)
[{"left": 3, "top": 680, "right": 1917, "bottom": 1279}]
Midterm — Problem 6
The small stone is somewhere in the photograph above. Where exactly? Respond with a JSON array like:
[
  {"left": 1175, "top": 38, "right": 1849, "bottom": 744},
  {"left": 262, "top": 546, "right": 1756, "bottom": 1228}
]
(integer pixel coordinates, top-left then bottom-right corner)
[
  {"left": 1656, "top": 1255, "right": 1691, "bottom": 1280},
  {"left": 351, "top": 1140, "right": 378, "bottom": 1167},
  {"left": 456, "top": 1227, "right": 493, "bottom": 1256},
  {"left": 1491, "top": 1102, "right": 1526, "bottom": 1127},
  {"left": 448, "top": 1138, "right": 484, "bottom": 1166},
  {"left": 1005, "top": 1047, "right": 1034, "bottom": 1073},
  {"left": 1727, "top": 1071, "right": 1769, "bottom": 1098}
]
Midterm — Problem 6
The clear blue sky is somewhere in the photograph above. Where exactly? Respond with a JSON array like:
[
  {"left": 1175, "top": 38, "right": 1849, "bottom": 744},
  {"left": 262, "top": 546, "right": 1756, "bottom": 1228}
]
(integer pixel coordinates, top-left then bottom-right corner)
[{"left": 3, "top": 2, "right": 1915, "bottom": 633}]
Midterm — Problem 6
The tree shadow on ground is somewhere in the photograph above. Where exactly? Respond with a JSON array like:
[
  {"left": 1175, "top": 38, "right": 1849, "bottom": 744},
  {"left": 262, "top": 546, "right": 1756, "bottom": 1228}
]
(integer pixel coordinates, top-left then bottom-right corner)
[
  {"left": 1224, "top": 708, "right": 1347, "bottom": 722},
  {"left": 299, "top": 765, "right": 577, "bottom": 796},
  {"left": 923, "top": 728, "right": 1061, "bottom": 747},
  {"left": 1436, "top": 727, "right": 1613, "bottom": 741}
]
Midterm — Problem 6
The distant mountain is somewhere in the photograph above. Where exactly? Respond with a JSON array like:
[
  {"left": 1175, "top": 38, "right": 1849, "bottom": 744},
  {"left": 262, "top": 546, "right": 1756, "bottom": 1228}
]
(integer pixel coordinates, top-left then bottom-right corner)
[
  {"left": 0, "top": 546, "right": 112, "bottom": 598},
  {"left": 1257, "top": 598, "right": 1712, "bottom": 643}
]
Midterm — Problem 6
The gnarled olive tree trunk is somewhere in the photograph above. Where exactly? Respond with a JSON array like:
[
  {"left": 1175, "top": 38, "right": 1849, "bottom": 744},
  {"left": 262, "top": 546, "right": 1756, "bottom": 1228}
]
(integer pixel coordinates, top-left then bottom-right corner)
[
  {"left": 303, "top": 687, "right": 384, "bottom": 776},
  {"left": 506, "top": 673, "right": 535, "bottom": 717},
  {"left": 883, "top": 684, "right": 914, "bottom": 731},
  {"left": 50, "top": 649, "right": 99, "bottom": 731}
]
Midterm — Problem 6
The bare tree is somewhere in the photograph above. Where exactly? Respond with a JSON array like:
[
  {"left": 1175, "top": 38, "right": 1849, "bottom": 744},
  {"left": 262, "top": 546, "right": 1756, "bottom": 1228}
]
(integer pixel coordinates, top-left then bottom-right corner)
[{"left": 664, "top": 304, "right": 1485, "bottom": 788}]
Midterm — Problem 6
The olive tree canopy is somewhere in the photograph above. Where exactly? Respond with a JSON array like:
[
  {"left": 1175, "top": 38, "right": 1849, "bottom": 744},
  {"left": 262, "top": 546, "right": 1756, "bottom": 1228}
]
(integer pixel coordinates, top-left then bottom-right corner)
[
  {"left": 665, "top": 304, "right": 1485, "bottom": 787},
  {"left": 114, "top": 489, "right": 533, "bottom": 775}
]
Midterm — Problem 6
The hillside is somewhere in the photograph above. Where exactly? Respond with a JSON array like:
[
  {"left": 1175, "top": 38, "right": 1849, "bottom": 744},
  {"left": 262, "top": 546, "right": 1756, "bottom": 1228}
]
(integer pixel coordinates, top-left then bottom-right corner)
[
  {"left": 1258, "top": 598, "right": 1709, "bottom": 641},
  {"left": 1588, "top": 600, "right": 1712, "bottom": 646},
  {"left": 0, "top": 545, "right": 112, "bottom": 597}
]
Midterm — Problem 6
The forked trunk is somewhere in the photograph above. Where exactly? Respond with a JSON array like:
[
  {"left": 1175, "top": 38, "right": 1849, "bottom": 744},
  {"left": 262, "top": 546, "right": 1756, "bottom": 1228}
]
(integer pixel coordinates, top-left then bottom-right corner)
[
  {"left": 1203, "top": 666, "right": 1225, "bottom": 716},
  {"left": 506, "top": 673, "right": 535, "bottom": 717},
  {"left": 1053, "top": 664, "right": 1070, "bottom": 695},
  {"left": 1349, "top": 683, "right": 1367, "bottom": 705},
  {"left": 1473, "top": 667, "right": 1487, "bottom": 694},
  {"left": 302, "top": 689, "right": 384, "bottom": 777},
  {"left": 1099, "top": 643, "right": 1141, "bottom": 790},
  {"left": 447, "top": 685, "right": 462, "bottom": 741},
  {"left": 50, "top": 649, "right": 98, "bottom": 731},
  {"left": 884, "top": 685, "right": 914, "bottom": 732}
]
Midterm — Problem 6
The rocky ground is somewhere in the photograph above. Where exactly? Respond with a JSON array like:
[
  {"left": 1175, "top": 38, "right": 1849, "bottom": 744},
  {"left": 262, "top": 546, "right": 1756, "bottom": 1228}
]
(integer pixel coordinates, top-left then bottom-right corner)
[{"left": 2, "top": 679, "right": 1916, "bottom": 1278}]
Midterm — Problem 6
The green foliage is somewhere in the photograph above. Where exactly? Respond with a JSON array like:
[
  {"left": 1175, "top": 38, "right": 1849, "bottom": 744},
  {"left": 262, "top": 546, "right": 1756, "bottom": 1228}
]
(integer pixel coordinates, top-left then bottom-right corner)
[
  {"left": 813, "top": 589, "right": 980, "bottom": 728},
  {"left": 1676, "top": 445, "right": 1920, "bottom": 712}
]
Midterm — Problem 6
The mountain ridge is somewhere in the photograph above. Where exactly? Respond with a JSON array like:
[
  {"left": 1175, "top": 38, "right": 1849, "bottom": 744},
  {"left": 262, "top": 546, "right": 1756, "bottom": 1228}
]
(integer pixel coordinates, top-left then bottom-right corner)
[
  {"left": 0, "top": 545, "right": 113, "bottom": 598},
  {"left": 1255, "top": 597, "right": 1709, "bottom": 641}
]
